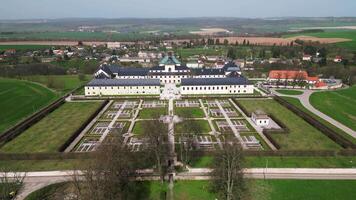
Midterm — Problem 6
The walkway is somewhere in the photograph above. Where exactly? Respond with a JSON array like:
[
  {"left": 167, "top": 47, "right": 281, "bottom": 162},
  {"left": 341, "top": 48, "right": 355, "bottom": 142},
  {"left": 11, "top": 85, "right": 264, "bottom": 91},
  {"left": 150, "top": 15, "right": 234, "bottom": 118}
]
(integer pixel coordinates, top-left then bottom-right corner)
[
  {"left": 215, "top": 99, "right": 246, "bottom": 149},
  {"left": 271, "top": 89, "right": 356, "bottom": 138},
  {"left": 229, "top": 99, "right": 277, "bottom": 150}
]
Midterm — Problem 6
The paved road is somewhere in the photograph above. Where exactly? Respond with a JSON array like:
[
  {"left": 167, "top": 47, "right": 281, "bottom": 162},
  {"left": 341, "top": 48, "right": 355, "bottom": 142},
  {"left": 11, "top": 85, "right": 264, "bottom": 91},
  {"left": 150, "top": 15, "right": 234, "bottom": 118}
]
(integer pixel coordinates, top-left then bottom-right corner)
[{"left": 272, "top": 89, "right": 356, "bottom": 138}]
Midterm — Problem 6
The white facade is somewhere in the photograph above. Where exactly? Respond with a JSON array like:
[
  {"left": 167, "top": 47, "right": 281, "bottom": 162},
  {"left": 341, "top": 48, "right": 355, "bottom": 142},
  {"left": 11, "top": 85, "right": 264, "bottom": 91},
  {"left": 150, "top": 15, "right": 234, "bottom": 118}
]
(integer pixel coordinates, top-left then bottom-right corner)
[
  {"left": 85, "top": 85, "right": 160, "bottom": 96},
  {"left": 251, "top": 112, "right": 270, "bottom": 126},
  {"left": 181, "top": 84, "right": 254, "bottom": 95}
]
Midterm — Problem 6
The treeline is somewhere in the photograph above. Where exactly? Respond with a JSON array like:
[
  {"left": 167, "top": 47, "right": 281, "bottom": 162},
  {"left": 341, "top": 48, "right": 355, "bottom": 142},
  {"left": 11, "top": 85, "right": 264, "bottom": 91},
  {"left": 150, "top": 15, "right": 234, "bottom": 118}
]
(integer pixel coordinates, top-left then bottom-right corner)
[{"left": 0, "top": 63, "right": 66, "bottom": 77}]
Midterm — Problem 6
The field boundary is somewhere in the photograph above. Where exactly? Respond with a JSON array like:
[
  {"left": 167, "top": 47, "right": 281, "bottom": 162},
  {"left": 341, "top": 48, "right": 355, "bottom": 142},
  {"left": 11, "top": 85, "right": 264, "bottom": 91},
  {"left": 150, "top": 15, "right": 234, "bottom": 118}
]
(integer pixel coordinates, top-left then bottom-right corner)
[{"left": 0, "top": 85, "right": 84, "bottom": 147}]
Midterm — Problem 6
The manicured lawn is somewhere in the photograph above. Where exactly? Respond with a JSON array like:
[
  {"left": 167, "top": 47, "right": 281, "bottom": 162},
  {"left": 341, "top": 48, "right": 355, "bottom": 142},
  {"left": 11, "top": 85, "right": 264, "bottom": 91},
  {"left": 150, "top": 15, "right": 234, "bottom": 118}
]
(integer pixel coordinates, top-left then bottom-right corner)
[
  {"left": 25, "top": 181, "right": 216, "bottom": 200},
  {"left": 282, "top": 96, "right": 356, "bottom": 144},
  {"left": 237, "top": 99, "right": 341, "bottom": 150},
  {"left": 175, "top": 107, "right": 205, "bottom": 118},
  {"left": 0, "top": 159, "right": 88, "bottom": 171},
  {"left": 132, "top": 121, "right": 146, "bottom": 135},
  {"left": 0, "top": 78, "right": 58, "bottom": 134},
  {"left": 275, "top": 89, "right": 303, "bottom": 95},
  {"left": 138, "top": 107, "right": 167, "bottom": 119},
  {"left": 190, "top": 156, "right": 356, "bottom": 168},
  {"left": 253, "top": 179, "right": 356, "bottom": 200},
  {"left": 21, "top": 75, "right": 90, "bottom": 94},
  {"left": 175, "top": 120, "right": 211, "bottom": 134},
  {"left": 310, "top": 86, "right": 356, "bottom": 131},
  {"left": 0, "top": 102, "right": 102, "bottom": 153}
]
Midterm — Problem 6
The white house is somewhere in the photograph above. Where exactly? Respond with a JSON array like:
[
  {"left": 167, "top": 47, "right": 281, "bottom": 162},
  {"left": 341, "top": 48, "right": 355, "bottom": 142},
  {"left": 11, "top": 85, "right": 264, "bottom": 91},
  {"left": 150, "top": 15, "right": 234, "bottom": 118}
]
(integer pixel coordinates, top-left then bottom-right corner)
[
  {"left": 85, "top": 55, "right": 253, "bottom": 96},
  {"left": 302, "top": 54, "right": 312, "bottom": 61},
  {"left": 251, "top": 110, "right": 270, "bottom": 126},
  {"left": 107, "top": 42, "right": 121, "bottom": 49}
]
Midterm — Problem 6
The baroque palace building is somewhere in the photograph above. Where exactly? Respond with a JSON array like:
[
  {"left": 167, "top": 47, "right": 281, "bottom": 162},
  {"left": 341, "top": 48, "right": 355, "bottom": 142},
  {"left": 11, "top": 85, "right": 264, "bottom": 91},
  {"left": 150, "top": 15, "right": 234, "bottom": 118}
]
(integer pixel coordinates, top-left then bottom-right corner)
[{"left": 85, "top": 55, "right": 254, "bottom": 97}]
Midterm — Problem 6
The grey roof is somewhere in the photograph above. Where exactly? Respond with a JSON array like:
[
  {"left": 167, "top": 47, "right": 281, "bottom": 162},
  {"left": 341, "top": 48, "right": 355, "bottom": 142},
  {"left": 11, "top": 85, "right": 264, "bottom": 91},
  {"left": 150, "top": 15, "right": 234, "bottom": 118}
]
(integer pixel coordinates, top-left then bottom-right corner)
[
  {"left": 87, "top": 79, "right": 160, "bottom": 86},
  {"left": 97, "top": 65, "right": 149, "bottom": 77},
  {"left": 181, "top": 77, "right": 250, "bottom": 86},
  {"left": 192, "top": 68, "right": 225, "bottom": 75}
]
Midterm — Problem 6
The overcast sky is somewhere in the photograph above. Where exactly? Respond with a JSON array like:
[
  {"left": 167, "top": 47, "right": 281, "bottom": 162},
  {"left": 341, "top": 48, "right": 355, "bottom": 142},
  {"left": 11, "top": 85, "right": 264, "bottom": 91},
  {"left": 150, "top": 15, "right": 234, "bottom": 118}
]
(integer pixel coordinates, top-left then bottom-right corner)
[{"left": 1, "top": 0, "right": 355, "bottom": 19}]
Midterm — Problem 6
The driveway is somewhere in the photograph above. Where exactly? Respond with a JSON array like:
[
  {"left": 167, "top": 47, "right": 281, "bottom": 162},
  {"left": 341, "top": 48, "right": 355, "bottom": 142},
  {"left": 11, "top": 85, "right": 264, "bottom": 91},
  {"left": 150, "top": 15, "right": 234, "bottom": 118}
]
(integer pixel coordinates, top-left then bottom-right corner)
[{"left": 271, "top": 89, "right": 356, "bottom": 138}]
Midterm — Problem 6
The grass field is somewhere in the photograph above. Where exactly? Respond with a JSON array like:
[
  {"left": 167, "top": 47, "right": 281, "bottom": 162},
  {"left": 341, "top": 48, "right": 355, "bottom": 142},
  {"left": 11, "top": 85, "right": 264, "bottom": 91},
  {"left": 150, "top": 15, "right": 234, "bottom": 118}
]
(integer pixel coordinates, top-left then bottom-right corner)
[
  {"left": 175, "top": 47, "right": 226, "bottom": 58},
  {"left": 275, "top": 89, "right": 303, "bottom": 95},
  {"left": 21, "top": 75, "right": 90, "bottom": 94},
  {"left": 0, "top": 102, "right": 102, "bottom": 153},
  {"left": 253, "top": 179, "right": 356, "bottom": 200},
  {"left": 138, "top": 107, "right": 167, "bottom": 119},
  {"left": 0, "top": 45, "right": 52, "bottom": 51},
  {"left": 175, "top": 120, "right": 211, "bottom": 134},
  {"left": 237, "top": 99, "right": 341, "bottom": 150},
  {"left": 0, "top": 78, "right": 58, "bottom": 134},
  {"left": 24, "top": 179, "right": 356, "bottom": 200},
  {"left": 281, "top": 96, "right": 356, "bottom": 144},
  {"left": 310, "top": 86, "right": 356, "bottom": 131},
  {"left": 175, "top": 107, "right": 205, "bottom": 118},
  {"left": 284, "top": 30, "right": 356, "bottom": 50}
]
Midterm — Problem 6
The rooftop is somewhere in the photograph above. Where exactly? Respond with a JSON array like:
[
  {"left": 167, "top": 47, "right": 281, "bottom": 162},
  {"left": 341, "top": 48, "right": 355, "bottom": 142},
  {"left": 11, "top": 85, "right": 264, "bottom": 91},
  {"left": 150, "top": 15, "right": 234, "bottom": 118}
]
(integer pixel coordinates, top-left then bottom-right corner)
[
  {"left": 87, "top": 79, "right": 160, "bottom": 86},
  {"left": 181, "top": 77, "right": 249, "bottom": 86}
]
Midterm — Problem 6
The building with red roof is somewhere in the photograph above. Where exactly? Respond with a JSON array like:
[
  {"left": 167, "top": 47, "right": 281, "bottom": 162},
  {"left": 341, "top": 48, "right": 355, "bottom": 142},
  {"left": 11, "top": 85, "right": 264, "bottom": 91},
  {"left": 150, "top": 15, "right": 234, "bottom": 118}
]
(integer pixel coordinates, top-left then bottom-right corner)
[{"left": 268, "top": 70, "right": 319, "bottom": 84}]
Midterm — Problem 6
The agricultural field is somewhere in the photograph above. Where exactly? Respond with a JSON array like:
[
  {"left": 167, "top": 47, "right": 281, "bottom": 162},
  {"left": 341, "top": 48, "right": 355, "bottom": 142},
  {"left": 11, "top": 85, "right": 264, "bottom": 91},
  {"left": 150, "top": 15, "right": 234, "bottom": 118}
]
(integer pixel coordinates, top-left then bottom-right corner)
[
  {"left": 20, "top": 75, "right": 90, "bottom": 94},
  {"left": 237, "top": 99, "right": 341, "bottom": 150},
  {"left": 284, "top": 30, "right": 356, "bottom": 50},
  {"left": 0, "top": 102, "right": 102, "bottom": 153},
  {"left": 310, "top": 86, "right": 356, "bottom": 131},
  {"left": 0, "top": 45, "right": 52, "bottom": 51},
  {"left": 0, "top": 78, "right": 58, "bottom": 134}
]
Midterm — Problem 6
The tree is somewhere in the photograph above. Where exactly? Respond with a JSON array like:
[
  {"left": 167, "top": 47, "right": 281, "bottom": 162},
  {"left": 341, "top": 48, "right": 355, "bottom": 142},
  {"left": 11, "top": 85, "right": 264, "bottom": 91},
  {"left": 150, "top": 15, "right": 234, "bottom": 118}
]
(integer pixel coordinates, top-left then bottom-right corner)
[
  {"left": 78, "top": 73, "right": 86, "bottom": 81},
  {"left": 224, "top": 39, "right": 229, "bottom": 45},
  {"left": 0, "top": 169, "right": 25, "bottom": 200},
  {"left": 71, "top": 136, "right": 140, "bottom": 200},
  {"left": 227, "top": 47, "right": 237, "bottom": 60},
  {"left": 142, "top": 112, "right": 169, "bottom": 184},
  {"left": 210, "top": 142, "right": 246, "bottom": 200},
  {"left": 215, "top": 39, "right": 220, "bottom": 45}
]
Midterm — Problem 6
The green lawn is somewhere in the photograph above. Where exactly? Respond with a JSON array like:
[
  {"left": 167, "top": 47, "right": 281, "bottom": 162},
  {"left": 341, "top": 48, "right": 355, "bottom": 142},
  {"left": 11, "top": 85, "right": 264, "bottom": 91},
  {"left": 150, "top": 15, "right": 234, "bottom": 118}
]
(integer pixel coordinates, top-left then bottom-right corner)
[
  {"left": 0, "top": 78, "right": 58, "bottom": 134},
  {"left": 175, "top": 120, "right": 211, "bottom": 134},
  {"left": 132, "top": 121, "right": 146, "bottom": 135},
  {"left": 190, "top": 155, "right": 356, "bottom": 168},
  {"left": 282, "top": 96, "right": 356, "bottom": 144},
  {"left": 0, "top": 102, "right": 102, "bottom": 153},
  {"left": 21, "top": 75, "right": 90, "bottom": 94},
  {"left": 24, "top": 179, "right": 356, "bottom": 200},
  {"left": 253, "top": 179, "right": 356, "bottom": 200},
  {"left": 237, "top": 99, "right": 341, "bottom": 150},
  {"left": 138, "top": 107, "right": 167, "bottom": 119},
  {"left": 310, "top": 86, "right": 356, "bottom": 131},
  {"left": 175, "top": 107, "right": 205, "bottom": 118},
  {"left": 275, "top": 89, "right": 303, "bottom": 95}
]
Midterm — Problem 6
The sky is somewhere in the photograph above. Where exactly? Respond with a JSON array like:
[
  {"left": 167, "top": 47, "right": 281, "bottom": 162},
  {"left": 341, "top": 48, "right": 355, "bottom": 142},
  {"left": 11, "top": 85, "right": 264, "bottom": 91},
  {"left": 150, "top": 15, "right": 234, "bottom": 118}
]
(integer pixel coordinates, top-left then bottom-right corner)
[{"left": 1, "top": 0, "right": 356, "bottom": 20}]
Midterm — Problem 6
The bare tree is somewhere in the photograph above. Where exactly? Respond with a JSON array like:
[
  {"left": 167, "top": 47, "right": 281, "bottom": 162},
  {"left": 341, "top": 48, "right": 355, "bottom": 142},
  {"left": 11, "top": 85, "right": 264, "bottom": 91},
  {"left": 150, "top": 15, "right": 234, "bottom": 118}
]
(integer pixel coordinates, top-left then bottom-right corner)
[
  {"left": 178, "top": 110, "right": 202, "bottom": 168},
  {"left": 0, "top": 169, "right": 25, "bottom": 200},
  {"left": 71, "top": 136, "right": 139, "bottom": 200},
  {"left": 210, "top": 142, "right": 246, "bottom": 200},
  {"left": 142, "top": 113, "right": 169, "bottom": 184}
]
